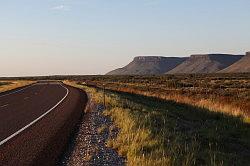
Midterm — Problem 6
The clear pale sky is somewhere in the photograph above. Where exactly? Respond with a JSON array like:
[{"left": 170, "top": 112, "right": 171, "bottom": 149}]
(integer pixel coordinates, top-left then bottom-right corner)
[{"left": 1, "top": 0, "right": 250, "bottom": 76}]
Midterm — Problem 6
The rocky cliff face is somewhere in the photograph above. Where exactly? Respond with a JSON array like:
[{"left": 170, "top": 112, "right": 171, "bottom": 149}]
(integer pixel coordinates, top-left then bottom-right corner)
[
  {"left": 167, "top": 54, "right": 243, "bottom": 74},
  {"left": 133, "top": 56, "right": 166, "bottom": 62},
  {"left": 106, "top": 56, "right": 187, "bottom": 75},
  {"left": 219, "top": 52, "right": 250, "bottom": 73}
]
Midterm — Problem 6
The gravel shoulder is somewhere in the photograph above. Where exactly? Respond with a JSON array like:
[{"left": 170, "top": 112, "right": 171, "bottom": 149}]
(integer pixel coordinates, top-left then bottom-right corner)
[{"left": 60, "top": 99, "right": 125, "bottom": 166}]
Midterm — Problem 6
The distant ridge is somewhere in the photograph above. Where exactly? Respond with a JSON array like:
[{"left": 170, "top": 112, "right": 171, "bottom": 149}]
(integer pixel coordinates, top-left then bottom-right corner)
[
  {"left": 219, "top": 52, "right": 250, "bottom": 73},
  {"left": 106, "top": 56, "right": 187, "bottom": 75},
  {"left": 167, "top": 54, "right": 244, "bottom": 74}
]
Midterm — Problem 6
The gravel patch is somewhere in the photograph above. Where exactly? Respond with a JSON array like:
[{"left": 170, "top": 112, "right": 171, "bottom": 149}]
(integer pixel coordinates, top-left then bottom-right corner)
[{"left": 60, "top": 102, "right": 125, "bottom": 166}]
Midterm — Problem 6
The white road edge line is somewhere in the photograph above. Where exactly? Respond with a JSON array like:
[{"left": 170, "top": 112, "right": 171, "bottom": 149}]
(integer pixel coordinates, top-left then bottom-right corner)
[
  {"left": 0, "top": 84, "right": 69, "bottom": 146},
  {"left": 0, "top": 84, "right": 37, "bottom": 98}
]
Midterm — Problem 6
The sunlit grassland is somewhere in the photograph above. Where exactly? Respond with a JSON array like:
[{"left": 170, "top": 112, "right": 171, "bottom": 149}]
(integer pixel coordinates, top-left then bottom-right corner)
[
  {"left": 81, "top": 74, "right": 250, "bottom": 121},
  {"left": 65, "top": 80, "right": 250, "bottom": 166},
  {"left": 0, "top": 80, "right": 35, "bottom": 93}
]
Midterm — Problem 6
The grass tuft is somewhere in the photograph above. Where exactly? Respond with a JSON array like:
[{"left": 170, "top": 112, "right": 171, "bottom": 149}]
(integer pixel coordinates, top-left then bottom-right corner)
[{"left": 65, "top": 81, "right": 250, "bottom": 166}]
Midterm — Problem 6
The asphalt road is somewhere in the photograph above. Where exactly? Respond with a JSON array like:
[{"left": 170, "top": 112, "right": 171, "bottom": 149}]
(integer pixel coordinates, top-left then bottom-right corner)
[{"left": 0, "top": 82, "right": 87, "bottom": 165}]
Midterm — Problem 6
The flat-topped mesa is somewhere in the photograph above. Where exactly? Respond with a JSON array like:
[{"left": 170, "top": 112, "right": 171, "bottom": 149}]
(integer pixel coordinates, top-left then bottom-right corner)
[
  {"left": 168, "top": 54, "right": 243, "bottom": 74},
  {"left": 190, "top": 53, "right": 240, "bottom": 59},
  {"left": 106, "top": 56, "right": 187, "bottom": 75},
  {"left": 190, "top": 54, "right": 219, "bottom": 57},
  {"left": 190, "top": 54, "right": 211, "bottom": 59},
  {"left": 133, "top": 56, "right": 168, "bottom": 62},
  {"left": 219, "top": 52, "right": 250, "bottom": 73},
  {"left": 188, "top": 54, "right": 212, "bottom": 62}
]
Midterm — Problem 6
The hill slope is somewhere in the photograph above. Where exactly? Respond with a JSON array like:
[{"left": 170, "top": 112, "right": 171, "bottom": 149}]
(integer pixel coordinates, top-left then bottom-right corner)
[
  {"left": 167, "top": 54, "right": 243, "bottom": 74},
  {"left": 219, "top": 52, "right": 250, "bottom": 73},
  {"left": 106, "top": 56, "right": 187, "bottom": 75}
]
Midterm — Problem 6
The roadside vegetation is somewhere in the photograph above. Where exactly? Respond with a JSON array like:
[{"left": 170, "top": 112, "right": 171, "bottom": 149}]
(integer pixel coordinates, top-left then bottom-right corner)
[
  {"left": 77, "top": 74, "right": 250, "bottom": 120},
  {"left": 65, "top": 80, "right": 250, "bottom": 166},
  {"left": 0, "top": 80, "right": 35, "bottom": 93}
]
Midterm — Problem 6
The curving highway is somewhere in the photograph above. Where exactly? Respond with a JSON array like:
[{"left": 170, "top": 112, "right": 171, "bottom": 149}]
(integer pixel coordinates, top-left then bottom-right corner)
[{"left": 0, "top": 82, "right": 87, "bottom": 165}]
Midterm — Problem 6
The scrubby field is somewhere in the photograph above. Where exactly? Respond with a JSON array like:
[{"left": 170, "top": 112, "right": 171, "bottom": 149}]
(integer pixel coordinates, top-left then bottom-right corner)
[
  {"left": 0, "top": 80, "right": 35, "bottom": 93},
  {"left": 1, "top": 74, "right": 249, "bottom": 165},
  {"left": 73, "top": 73, "right": 250, "bottom": 119},
  {"left": 65, "top": 75, "right": 250, "bottom": 166}
]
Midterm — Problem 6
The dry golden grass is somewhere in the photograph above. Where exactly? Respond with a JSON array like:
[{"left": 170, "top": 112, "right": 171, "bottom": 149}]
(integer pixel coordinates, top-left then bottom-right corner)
[
  {"left": 72, "top": 74, "right": 249, "bottom": 120},
  {"left": 65, "top": 81, "right": 169, "bottom": 165},
  {"left": 97, "top": 125, "right": 108, "bottom": 135},
  {"left": 65, "top": 80, "right": 250, "bottom": 166},
  {"left": 117, "top": 87, "right": 247, "bottom": 119},
  {"left": 84, "top": 81, "right": 249, "bottom": 122},
  {"left": 0, "top": 80, "right": 35, "bottom": 93}
]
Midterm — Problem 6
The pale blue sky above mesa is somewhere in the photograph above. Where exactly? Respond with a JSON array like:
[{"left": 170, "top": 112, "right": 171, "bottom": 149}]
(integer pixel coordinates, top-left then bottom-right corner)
[{"left": 0, "top": 0, "right": 250, "bottom": 76}]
